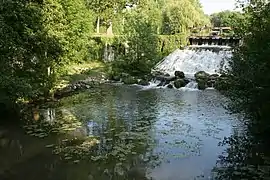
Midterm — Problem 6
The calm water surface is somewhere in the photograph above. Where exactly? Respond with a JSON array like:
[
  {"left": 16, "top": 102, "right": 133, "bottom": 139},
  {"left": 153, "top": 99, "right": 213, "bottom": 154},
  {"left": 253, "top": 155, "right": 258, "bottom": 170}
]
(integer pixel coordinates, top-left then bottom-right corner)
[{"left": 0, "top": 84, "right": 243, "bottom": 180}]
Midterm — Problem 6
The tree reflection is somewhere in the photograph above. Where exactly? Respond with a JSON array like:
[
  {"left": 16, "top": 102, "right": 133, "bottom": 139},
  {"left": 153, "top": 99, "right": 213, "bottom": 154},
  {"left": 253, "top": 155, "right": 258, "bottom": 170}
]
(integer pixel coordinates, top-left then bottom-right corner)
[
  {"left": 52, "top": 86, "right": 161, "bottom": 180},
  {"left": 213, "top": 119, "right": 270, "bottom": 180},
  {"left": 1, "top": 85, "right": 162, "bottom": 180}
]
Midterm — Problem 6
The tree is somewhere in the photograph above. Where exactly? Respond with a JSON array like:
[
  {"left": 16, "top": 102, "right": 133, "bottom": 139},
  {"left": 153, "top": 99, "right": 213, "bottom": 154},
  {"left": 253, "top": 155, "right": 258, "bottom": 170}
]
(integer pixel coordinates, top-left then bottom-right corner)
[
  {"left": 210, "top": 10, "right": 247, "bottom": 29},
  {"left": 86, "top": 0, "right": 127, "bottom": 33},
  {"left": 60, "top": 0, "right": 94, "bottom": 63},
  {"left": 161, "top": 0, "right": 209, "bottom": 34},
  {"left": 112, "top": 11, "right": 159, "bottom": 76},
  {"left": 226, "top": 0, "right": 270, "bottom": 119},
  {"left": 0, "top": 0, "right": 94, "bottom": 115},
  {"left": 0, "top": 0, "right": 62, "bottom": 111}
]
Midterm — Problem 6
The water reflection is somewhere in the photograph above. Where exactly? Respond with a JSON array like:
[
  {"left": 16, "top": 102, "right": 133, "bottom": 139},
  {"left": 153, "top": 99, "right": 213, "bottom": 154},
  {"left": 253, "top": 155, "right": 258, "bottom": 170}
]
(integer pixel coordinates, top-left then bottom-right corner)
[
  {"left": 212, "top": 119, "right": 270, "bottom": 180},
  {"left": 0, "top": 84, "right": 245, "bottom": 180}
]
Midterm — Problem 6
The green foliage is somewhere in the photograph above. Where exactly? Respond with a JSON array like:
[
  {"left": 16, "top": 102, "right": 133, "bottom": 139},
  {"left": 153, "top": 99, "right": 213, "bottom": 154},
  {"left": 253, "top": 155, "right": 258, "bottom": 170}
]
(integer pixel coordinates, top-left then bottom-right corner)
[
  {"left": 112, "top": 11, "right": 159, "bottom": 77},
  {"left": 157, "top": 35, "right": 187, "bottom": 57},
  {"left": 0, "top": 0, "right": 211, "bottom": 114},
  {"left": 210, "top": 11, "right": 248, "bottom": 35},
  {"left": 137, "top": 0, "right": 163, "bottom": 34},
  {"left": 86, "top": 0, "right": 127, "bottom": 18},
  {"left": 0, "top": 0, "right": 94, "bottom": 114},
  {"left": 226, "top": 1, "right": 270, "bottom": 119},
  {"left": 0, "top": 0, "right": 62, "bottom": 107},
  {"left": 161, "top": 0, "right": 210, "bottom": 35},
  {"left": 60, "top": 0, "right": 94, "bottom": 63}
]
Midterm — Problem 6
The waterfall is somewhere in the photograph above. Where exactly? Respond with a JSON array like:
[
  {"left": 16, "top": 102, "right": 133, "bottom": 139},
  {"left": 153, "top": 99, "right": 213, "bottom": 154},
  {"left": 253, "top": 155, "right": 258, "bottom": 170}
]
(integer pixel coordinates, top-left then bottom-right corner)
[
  {"left": 153, "top": 46, "right": 232, "bottom": 77},
  {"left": 145, "top": 45, "right": 233, "bottom": 90}
]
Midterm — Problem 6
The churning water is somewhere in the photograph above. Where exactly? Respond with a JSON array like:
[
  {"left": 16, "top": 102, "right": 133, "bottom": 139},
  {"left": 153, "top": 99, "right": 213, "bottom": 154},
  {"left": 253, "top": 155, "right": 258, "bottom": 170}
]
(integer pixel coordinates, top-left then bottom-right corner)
[{"left": 153, "top": 46, "right": 232, "bottom": 78}]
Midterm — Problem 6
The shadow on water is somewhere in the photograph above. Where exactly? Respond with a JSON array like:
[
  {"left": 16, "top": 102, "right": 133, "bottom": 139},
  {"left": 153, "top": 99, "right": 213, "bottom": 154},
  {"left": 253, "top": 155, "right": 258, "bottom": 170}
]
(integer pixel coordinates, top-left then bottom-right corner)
[
  {"left": 212, "top": 117, "right": 270, "bottom": 180},
  {"left": 0, "top": 84, "right": 160, "bottom": 180},
  {"left": 1, "top": 84, "right": 269, "bottom": 179}
]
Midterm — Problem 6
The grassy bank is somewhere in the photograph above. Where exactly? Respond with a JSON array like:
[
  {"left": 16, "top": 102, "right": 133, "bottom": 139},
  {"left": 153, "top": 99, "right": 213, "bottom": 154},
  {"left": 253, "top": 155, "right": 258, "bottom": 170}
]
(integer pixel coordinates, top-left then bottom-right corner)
[{"left": 55, "top": 61, "right": 108, "bottom": 91}]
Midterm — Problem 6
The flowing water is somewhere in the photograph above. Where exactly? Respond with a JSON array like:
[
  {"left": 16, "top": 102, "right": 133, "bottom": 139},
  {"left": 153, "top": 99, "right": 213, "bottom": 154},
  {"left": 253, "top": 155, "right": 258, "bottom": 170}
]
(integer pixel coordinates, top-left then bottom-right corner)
[
  {"left": 153, "top": 47, "right": 232, "bottom": 77},
  {"left": 0, "top": 84, "right": 243, "bottom": 180}
]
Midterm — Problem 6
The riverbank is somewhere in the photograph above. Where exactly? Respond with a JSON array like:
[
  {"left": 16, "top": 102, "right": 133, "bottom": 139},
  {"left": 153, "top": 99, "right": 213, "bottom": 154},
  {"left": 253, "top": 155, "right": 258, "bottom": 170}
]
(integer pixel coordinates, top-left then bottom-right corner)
[{"left": 53, "top": 61, "right": 109, "bottom": 99}]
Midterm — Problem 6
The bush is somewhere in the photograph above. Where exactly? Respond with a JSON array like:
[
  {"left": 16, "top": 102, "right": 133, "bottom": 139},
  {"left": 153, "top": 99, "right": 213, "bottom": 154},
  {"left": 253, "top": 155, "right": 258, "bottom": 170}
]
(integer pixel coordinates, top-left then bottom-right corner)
[
  {"left": 226, "top": 2, "right": 270, "bottom": 118},
  {"left": 112, "top": 12, "right": 159, "bottom": 77}
]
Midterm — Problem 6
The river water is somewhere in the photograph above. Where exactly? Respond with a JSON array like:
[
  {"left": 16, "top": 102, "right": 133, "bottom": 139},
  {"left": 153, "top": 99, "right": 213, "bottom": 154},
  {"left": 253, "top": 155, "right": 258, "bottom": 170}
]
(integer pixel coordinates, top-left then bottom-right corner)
[{"left": 0, "top": 84, "right": 244, "bottom": 180}]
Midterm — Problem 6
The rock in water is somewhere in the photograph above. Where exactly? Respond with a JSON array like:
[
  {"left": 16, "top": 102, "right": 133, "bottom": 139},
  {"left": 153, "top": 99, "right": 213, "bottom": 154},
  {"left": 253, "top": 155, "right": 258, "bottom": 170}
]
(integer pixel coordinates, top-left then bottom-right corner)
[
  {"left": 195, "top": 71, "right": 210, "bottom": 81},
  {"left": 122, "top": 76, "right": 138, "bottom": 84},
  {"left": 175, "top": 71, "right": 185, "bottom": 78},
  {"left": 197, "top": 79, "right": 207, "bottom": 90},
  {"left": 174, "top": 79, "right": 186, "bottom": 89},
  {"left": 138, "top": 80, "right": 150, "bottom": 86},
  {"left": 165, "top": 73, "right": 170, "bottom": 77},
  {"left": 184, "top": 78, "right": 190, "bottom": 85},
  {"left": 167, "top": 84, "right": 173, "bottom": 89},
  {"left": 209, "top": 74, "right": 219, "bottom": 80},
  {"left": 207, "top": 80, "right": 214, "bottom": 88},
  {"left": 214, "top": 76, "right": 230, "bottom": 91}
]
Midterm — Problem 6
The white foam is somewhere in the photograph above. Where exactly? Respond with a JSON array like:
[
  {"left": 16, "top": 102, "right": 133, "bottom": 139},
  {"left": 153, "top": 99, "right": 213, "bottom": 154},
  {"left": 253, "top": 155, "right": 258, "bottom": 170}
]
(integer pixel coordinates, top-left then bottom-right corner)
[{"left": 153, "top": 48, "right": 232, "bottom": 76}]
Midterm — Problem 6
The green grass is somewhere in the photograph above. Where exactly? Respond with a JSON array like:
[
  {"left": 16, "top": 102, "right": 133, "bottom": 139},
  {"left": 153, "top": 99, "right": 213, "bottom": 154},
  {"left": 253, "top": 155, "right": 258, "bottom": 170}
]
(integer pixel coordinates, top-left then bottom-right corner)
[{"left": 55, "top": 61, "right": 108, "bottom": 90}]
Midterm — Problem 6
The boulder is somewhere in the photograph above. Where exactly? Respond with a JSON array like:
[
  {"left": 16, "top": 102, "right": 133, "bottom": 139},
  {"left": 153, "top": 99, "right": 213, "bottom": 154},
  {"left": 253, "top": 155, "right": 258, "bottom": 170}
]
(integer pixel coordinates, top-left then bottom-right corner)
[
  {"left": 195, "top": 71, "right": 210, "bottom": 81},
  {"left": 121, "top": 72, "right": 130, "bottom": 78},
  {"left": 167, "top": 84, "right": 173, "bottom": 89},
  {"left": 122, "top": 76, "right": 138, "bottom": 84},
  {"left": 108, "top": 71, "right": 121, "bottom": 81},
  {"left": 164, "top": 80, "right": 170, "bottom": 86},
  {"left": 184, "top": 78, "right": 190, "bottom": 85},
  {"left": 174, "top": 71, "right": 185, "bottom": 78},
  {"left": 112, "top": 75, "right": 121, "bottom": 81},
  {"left": 152, "top": 71, "right": 164, "bottom": 77},
  {"left": 214, "top": 78, "right": 230, "bottom": 91},
  {"left": 174, "top": 79, "right": 186, "bottom": 89},
  {"left": 157, "top": 82, "right": 164, "bottom": 87},
  {"left": 207, "top": 80, "right": 214, "bottom": 88},
  {"left": 165, "top": 76, "right": 177, "bottom": 82},
  {"left": 138, "top": 80, "right": 150, "bottom": 86},
  {"left": 155, "top": 75, "right": 165, "bottom": 81},
  {"left": 197, "top": 79, "right": 207, "bottom": 90},
  {"left": 220, "top": 73, "right": 229, "bottom": 78},
  {"left": 209, "top": 74, "right": 219, "bottom": 80},
  {"left": 155, "top": 76, "right": 176, "bottom": 85},
  {"left": 142, "top": 74, "right": 153, "bottom": 81},
  {"left": 165, "top": 73, "right": 170, "bottom": 77}
]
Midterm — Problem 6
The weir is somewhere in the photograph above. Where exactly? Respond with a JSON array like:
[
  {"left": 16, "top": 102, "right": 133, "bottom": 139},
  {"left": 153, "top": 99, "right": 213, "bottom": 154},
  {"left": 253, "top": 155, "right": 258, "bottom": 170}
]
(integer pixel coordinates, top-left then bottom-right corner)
[
  {"left": 153, "top": 46, "right": 232, "bottom": 77},
  {"left": 189, "top": 26, "right": 241, "bottom": 46},
  {"left": 151, "top": 31, "right": 239, "bottom": 89},
  {"left": 189, "top": 36, "right": 240, "bottom": 46}
]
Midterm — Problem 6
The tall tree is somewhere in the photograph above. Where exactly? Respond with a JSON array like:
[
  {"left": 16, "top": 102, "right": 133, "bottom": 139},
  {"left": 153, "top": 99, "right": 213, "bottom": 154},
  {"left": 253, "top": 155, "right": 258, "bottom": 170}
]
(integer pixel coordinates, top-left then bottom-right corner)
[
  {"left": 86, "top": 0, "right": 127, "bottom": 33},
  {"left": 0, "top": 0, "right": 94, "bottom": 113},
  {"left": 210, "top": 10, "right": 247, "bottom": 28},
  {"left": 0, "top": 0, "right": 62, "bottom": 109},
  {"left": 112, "top": 10, "right": 159, "bottom": 76},
  {"left": 161, "top": 0, "right": 209, "bottom": 34},
  {"left": 226, "top": 0, "right": 270, "bottom": 118}
]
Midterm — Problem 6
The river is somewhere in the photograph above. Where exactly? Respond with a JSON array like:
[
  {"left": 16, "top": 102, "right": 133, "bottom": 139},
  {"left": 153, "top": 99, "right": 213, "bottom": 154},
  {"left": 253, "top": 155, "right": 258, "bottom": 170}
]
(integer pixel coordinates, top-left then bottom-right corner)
[{"left": 0, "top": 84, "right": 244, "bottom": 180}]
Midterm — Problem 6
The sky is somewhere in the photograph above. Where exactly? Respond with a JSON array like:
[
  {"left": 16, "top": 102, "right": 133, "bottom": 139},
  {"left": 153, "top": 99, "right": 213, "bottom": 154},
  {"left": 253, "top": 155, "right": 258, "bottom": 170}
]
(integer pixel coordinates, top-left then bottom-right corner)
[{"left": 200, "top": 0, "right": 236, "bottom": 15}]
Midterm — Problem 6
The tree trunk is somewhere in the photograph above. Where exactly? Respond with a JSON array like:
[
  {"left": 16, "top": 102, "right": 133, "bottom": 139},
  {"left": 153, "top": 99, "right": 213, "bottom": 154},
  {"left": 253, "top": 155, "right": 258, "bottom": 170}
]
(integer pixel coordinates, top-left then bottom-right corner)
[
  {"left": 96, "top": 16, "right": 100, "bottom": 34},
  {"left": 106, "top": 20, "right": 113, "bottom": 35}
]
